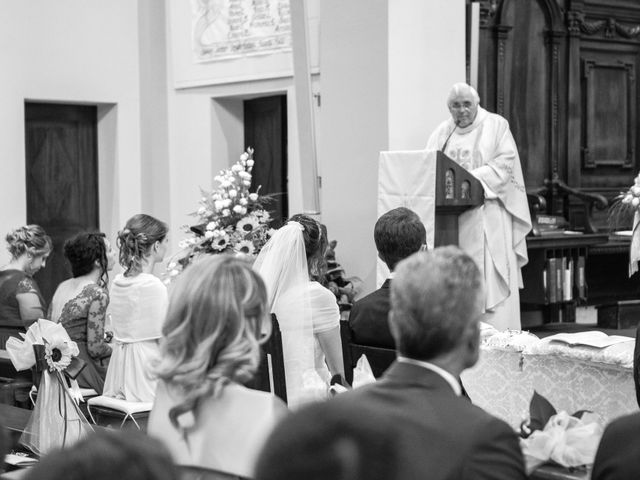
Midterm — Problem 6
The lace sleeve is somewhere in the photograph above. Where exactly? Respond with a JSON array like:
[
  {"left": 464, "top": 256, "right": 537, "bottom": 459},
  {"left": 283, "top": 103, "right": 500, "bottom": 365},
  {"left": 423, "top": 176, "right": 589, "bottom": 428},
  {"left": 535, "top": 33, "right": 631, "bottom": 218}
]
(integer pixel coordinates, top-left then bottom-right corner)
[
  {"left": 86, "top": 287, "right": 112, "bottom": 359},
  {"left": 15, "top": 277, "right": 45, "bottom": 325}
]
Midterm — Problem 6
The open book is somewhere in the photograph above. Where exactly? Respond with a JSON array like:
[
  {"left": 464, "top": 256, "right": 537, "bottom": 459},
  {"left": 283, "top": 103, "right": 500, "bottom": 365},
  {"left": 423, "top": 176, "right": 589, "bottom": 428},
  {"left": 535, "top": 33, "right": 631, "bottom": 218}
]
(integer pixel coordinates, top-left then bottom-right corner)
[{"left": 543, "top": 331, "right": 633, "bottom": 349}]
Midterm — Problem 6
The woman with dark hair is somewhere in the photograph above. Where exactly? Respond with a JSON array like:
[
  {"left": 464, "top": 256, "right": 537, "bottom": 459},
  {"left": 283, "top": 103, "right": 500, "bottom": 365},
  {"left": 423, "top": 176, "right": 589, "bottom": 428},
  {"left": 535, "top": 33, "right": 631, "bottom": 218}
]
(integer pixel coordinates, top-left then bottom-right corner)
[
  {"left": 104, "top": 214, "right": 169, "bottom": 402},
  {"left": 23, "top": 429, "right": 178, "bottom": 480},
  {"left": 149, "top": 255, "right": 287, "bottom": 478},
  {"left": 49, "top": 232, "right": 115, "bottom": 393},
  {"left": 0, "top": 225, "right": 52, "bottom": 331},
  {"left": 253, "top": 214, "right": 345, "bottom": 406}
]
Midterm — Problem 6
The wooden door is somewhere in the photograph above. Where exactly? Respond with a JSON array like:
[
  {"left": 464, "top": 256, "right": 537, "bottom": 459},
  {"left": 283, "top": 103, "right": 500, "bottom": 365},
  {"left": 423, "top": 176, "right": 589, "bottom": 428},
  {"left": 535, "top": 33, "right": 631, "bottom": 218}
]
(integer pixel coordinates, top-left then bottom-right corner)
[
  {"left": 25, "top": 103, "right": 99, "bottom": 305},
  {"left": 244, "top": 95, "right": 288, "bottom": 227}
]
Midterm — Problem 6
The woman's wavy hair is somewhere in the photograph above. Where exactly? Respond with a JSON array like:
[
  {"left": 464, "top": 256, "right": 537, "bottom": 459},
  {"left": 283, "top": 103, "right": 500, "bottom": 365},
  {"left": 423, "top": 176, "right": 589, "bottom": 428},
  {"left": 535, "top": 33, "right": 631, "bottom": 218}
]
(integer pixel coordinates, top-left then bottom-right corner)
[
  {"left": 5, "top": 225, "right": 52, "bottom": 260},
  {"left": 64, "top": 232, "right": 109, "bottom": 288},
  {"left": 288, "top": 214, "right": 328, "bottom": 281},
  {"left": 117, "top": 214, "right": 168, "bottom": 277},
  {"left": 155, "top": 255, "right": 269, "bottom": 430}
]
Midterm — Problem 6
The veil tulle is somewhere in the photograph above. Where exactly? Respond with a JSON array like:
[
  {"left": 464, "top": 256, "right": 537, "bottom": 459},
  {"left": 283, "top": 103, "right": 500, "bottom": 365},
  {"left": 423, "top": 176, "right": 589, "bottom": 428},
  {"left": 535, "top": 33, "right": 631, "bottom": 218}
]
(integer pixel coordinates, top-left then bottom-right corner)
[{"left": 253, "top": 222, "right": 322, "bottom": 407}]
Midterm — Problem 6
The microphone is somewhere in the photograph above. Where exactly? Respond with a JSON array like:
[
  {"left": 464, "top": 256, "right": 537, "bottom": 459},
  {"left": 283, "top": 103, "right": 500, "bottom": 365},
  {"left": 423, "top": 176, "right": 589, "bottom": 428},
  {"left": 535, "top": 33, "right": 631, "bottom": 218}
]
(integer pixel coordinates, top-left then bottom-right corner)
[{"left": 441, "top": 121, "right": 460, "bottom": 153}]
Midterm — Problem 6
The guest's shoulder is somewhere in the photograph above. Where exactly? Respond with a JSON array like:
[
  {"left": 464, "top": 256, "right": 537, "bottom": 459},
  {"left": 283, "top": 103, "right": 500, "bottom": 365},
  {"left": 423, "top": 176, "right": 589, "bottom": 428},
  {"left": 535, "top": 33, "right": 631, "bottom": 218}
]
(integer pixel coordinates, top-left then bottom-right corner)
[
  {"left": 113, "top": 273, "right": 166, "bottom": 292},
  {"left": 353, "top": 286, "right": 389, "bottom": 307},
  {"left": 602, "top": 410, "right": 640, "bottom": 437}
]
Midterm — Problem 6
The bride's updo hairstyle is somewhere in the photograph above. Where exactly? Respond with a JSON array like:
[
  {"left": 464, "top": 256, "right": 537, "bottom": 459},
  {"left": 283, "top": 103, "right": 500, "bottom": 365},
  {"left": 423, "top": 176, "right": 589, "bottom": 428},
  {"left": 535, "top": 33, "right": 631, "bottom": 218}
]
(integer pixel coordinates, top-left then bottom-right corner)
[
  {"left": 5, "top": 225, "right": 52, "bottom": 260},
  {"left": 155, "top": 255, "right": 269, "bottom": 429},
  {"left": 117, "top": 214, "right": 168, "bottom": 277},
  {"left": 288, "top": 214, "right": 328, "bottom": 280}
]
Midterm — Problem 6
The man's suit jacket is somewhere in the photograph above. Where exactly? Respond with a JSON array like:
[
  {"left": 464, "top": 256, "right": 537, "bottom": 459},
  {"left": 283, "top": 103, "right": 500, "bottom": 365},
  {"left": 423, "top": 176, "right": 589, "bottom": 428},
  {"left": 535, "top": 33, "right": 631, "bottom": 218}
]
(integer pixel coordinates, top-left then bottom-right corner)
[
  {"left": 348, "top": 279, "right": 395, "bottom": 348},
  {"left": 592, "top": 411, "right": 640, "bottom": 480},
  {"left": 331, "top": 361, "right": 526, "bottom": 480}
]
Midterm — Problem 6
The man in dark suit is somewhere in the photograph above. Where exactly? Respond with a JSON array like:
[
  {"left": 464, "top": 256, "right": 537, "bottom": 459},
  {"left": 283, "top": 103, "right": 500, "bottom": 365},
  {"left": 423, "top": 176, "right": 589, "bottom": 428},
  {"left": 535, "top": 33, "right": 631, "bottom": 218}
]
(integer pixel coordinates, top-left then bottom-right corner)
[
  {"left": 591, "top": 411, "right": 640, "bottom": 479},
  {"left": 337, "top": 247, "right": 525, "bottom": 479},
  {"left": 348, "top": 207, "right": 426, "bottom": 348}
]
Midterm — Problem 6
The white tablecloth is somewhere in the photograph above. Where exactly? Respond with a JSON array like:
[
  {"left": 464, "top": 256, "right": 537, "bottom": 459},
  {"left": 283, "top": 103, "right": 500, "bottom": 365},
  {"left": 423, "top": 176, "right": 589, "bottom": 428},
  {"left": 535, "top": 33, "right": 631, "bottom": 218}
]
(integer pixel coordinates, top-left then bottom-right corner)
[{"left": 461, "top": 330, "right": 637, "bottom": 429}]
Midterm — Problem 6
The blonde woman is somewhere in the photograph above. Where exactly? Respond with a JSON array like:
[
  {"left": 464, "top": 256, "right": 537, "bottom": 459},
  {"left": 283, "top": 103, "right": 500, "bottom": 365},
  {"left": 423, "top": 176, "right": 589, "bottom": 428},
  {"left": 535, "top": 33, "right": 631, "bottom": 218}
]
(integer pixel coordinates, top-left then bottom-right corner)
[
  {"left": 103, "top": 214, "right": 169, "bottom": 402},
  {"left": 149, "top": 255, "right": 288, "bottom": 479}
]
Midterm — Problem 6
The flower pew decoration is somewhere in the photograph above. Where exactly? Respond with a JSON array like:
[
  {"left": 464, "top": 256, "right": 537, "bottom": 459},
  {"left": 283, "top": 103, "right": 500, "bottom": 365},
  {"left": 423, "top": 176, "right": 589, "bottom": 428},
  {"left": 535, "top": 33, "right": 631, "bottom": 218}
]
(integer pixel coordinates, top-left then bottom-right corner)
[
  {"left": 6, "top": 319, "right": 93, "bottom": 455},
  {"left": 166, "top": 148, "right": 275, "bottom": 280},
  {"left": 519, "top": 391, "right": 603, "bottom": 473}
]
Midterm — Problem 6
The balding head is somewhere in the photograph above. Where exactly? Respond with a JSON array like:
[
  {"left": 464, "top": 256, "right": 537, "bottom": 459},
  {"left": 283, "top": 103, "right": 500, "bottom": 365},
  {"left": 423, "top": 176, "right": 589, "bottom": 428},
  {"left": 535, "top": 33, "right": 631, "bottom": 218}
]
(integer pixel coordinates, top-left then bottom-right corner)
[
  {"left": 446, "top": 83, "right": 480, "bottom": 128},
  {"left": 389, "top": 246, "right": 483, "bottom": 368}
]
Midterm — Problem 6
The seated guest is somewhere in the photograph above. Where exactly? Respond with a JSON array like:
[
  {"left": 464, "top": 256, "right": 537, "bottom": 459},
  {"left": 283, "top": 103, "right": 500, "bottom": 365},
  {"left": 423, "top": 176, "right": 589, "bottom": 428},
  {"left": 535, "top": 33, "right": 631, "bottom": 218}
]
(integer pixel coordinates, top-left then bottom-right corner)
[
  {"left": 149, "top": 255, "right": 288, "bottom": 478},
  {"left": 256, "top": 400, "right": 404, "bottom": 480},
  {"left": 23, "top": 429, "right": 178, "bottom": 480},
  {"left": 49, "top": 232, "right": 115, "bottom": 394},
  {"left": 322, "top": 247, "right": 527, "bottom": 479},
  {"left": 348, "top": 207, "right": 426, "bottom": 348},
  {"left": 591, "top": 411, "right": 640, "bottom": 480},
  {"left": 254, "top": 214, "right": 345, "bottom": 406},
  {"left": 103, "top": 214, "right": 169, "bottom": 402},
  {"left": 0, "top": 225, "right": 52, "bottom": 331}
]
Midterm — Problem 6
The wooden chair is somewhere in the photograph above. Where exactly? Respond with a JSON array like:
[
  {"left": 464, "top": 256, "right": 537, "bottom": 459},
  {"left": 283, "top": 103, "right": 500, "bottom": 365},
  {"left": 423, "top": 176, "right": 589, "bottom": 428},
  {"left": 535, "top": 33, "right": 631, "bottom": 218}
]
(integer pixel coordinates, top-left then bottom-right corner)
[
  {"left": 247, "top": 314, "right": 287, "bottom": 404},
  {"left": 339, "top": 320, "right": 396, "bottom": 385}
]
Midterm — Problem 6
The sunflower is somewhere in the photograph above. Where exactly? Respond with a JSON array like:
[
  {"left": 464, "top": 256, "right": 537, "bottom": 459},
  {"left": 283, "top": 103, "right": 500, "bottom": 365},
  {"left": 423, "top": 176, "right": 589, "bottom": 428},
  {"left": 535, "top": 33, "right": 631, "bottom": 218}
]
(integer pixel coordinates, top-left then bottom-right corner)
[
  {"left": 236, "top": 216, "right": 260, "bottom": 235},
  {"left": 211, "top": 233, "right": 230, "bottom": 251},
  {"left": 235, "top": 240, "right": 255, "bottom": 255},
  {"left": 44, "top": 336, "right": 79, "bottom": 372}
]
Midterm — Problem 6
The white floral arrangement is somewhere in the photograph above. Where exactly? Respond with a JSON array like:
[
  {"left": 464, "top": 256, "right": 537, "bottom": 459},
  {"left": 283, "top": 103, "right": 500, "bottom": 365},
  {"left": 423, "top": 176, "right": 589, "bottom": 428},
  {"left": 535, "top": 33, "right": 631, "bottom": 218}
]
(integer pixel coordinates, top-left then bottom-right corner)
[
  {"left": 619, "top": 173, "right": 640, "bottom": 211},
  {"left": 166, "top": 148, "right": 275, "bottom": 279}
]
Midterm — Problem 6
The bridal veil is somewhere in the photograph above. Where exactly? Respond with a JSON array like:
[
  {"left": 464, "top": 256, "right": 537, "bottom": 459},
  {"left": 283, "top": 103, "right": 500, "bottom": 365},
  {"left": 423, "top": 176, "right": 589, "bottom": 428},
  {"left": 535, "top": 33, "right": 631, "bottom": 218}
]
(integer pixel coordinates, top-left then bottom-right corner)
[{"left": 253, "top": 221, "right": 321, "bottom": 407}]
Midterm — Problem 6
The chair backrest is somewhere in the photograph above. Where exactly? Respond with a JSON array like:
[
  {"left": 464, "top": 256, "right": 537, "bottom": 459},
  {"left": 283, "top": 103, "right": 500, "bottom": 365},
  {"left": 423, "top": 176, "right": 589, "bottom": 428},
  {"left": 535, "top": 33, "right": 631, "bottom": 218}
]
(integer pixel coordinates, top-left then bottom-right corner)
[
  {"left": 247, "top": 314, "right": 287, "bottom": 404},
  {"left": 340, "top": 320, "right": 396, "bottom": 385},
  {"left": 178, "top": 464, "right": 247, "bottom": 480}
]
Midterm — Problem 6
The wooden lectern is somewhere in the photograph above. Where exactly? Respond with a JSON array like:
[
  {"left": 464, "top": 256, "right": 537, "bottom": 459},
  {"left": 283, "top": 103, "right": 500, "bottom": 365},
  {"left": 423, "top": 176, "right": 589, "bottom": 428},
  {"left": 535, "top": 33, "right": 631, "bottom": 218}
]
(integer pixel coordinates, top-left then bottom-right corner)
[
  {"left": 434, "top": 151, "right": 484, "bottom": 246},
  {"left": 377, "top": 149, "right": 485, "bottom": 284}
]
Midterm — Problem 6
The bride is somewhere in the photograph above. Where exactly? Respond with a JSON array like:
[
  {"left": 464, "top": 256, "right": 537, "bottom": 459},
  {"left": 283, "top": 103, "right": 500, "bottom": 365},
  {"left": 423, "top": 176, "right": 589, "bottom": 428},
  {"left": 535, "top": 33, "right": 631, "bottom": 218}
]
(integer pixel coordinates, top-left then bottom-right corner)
[{"left": 254, "top": 214, "right": 345, "bottom": 407}]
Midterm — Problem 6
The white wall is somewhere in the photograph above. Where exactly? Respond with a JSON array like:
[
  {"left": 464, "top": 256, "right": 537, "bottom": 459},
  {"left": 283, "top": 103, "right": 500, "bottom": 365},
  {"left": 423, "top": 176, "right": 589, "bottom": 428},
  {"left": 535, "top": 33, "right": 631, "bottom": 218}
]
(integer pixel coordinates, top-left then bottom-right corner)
[
  {"left": 0, "top": 0, "right": 163, "bottom": 265},
  {"left": 320, "top": 0, "right": 466, "bottom": 294}
]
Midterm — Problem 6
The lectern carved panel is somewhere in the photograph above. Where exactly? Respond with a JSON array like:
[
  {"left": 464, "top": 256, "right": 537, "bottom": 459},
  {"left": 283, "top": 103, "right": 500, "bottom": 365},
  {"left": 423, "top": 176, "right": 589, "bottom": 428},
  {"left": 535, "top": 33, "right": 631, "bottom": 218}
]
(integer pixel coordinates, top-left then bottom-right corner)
[{"left": 582, "top": 59, "right": 635, "bottom": 170}]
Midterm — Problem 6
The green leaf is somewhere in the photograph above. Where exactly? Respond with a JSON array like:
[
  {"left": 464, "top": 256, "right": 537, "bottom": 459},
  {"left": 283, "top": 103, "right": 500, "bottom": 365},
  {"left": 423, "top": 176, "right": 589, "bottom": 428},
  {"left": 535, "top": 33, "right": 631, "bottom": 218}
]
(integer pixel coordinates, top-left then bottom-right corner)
[{"left": 528, "top": 390, "right": 557, "bottom": 432}]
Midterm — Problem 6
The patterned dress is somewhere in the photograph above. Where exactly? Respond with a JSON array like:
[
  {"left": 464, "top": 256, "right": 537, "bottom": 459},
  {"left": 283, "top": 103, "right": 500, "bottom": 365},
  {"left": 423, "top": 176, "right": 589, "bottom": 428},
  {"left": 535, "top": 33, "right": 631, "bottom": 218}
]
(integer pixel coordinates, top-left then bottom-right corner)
[{"left": 57, "top": 284, "right": 111, "bottom": 394}]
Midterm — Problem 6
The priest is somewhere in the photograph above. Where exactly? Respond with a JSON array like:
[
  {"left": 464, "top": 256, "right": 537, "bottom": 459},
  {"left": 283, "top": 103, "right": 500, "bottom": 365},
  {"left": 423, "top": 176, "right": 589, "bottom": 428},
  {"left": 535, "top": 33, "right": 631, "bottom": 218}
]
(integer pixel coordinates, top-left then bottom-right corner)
[{"left": 426, "top": 83, "right": 531, "bottom": 331}]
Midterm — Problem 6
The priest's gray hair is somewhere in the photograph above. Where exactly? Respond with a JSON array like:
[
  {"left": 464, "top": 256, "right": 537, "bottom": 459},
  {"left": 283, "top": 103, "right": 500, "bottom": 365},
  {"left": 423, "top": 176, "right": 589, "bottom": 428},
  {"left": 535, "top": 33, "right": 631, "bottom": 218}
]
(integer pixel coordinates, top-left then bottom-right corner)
[
  {"left": 446, "top": 82, "right": 480, "bottom": 107},
  {"left": 389, "top": 246, "right": 482, "bottom": 361}
]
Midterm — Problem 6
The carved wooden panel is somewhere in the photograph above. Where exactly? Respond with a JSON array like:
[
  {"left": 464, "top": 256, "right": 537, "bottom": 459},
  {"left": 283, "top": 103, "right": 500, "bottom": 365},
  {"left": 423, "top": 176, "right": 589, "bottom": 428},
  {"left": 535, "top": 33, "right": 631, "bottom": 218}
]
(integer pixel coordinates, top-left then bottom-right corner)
[
  {"left": 496, "top": 0, "right": 559, "bottom": 190},
  {"left": 582, "top": 58, "right": 635, "bottom": 170}
]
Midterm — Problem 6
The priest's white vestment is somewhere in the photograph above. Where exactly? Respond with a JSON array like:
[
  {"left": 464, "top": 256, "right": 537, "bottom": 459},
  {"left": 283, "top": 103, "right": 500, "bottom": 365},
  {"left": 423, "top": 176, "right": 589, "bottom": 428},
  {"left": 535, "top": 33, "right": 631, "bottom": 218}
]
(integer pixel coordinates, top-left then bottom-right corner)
[{"left": 426, "top": 107, "right": 532, "bottom": 331}]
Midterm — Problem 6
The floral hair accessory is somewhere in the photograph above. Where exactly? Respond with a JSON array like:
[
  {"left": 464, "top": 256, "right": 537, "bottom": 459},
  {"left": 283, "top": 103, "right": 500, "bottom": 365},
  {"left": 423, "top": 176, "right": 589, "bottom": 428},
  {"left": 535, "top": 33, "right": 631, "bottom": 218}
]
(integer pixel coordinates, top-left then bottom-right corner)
[
  {"left": 165, "top": 148, "right": 274, "bottom": 281},
  {"left": 286, "top": 221, "right": 304, "bottom": 231}
]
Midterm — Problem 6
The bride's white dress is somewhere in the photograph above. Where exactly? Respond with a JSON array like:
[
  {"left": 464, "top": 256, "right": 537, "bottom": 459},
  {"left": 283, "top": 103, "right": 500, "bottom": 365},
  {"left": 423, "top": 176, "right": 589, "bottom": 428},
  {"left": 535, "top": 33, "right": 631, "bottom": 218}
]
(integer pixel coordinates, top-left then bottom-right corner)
[{"left": 254, "top": 222, "right": 340, "bottom": 407}]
